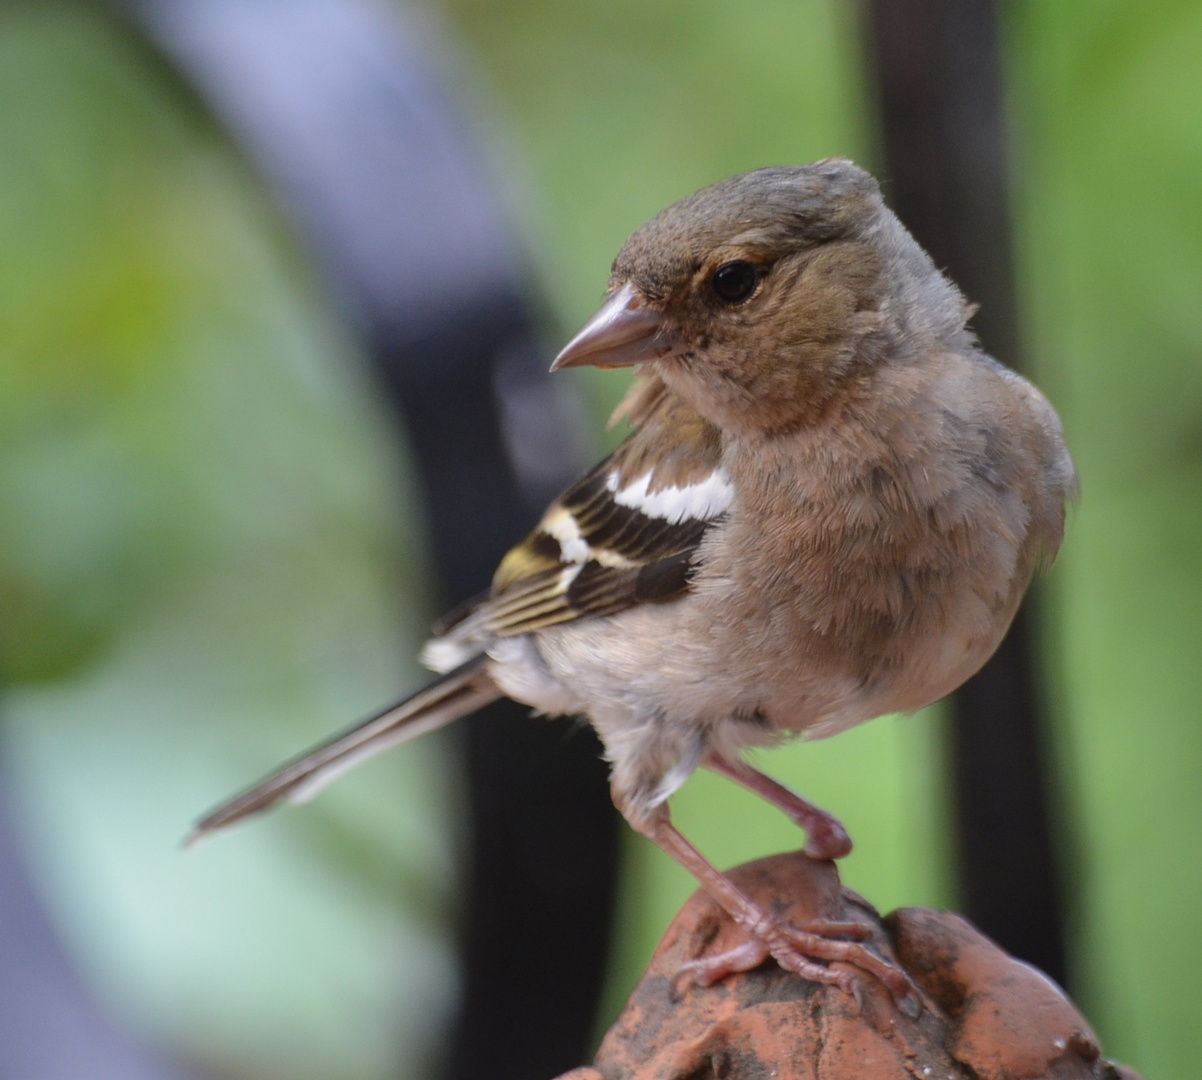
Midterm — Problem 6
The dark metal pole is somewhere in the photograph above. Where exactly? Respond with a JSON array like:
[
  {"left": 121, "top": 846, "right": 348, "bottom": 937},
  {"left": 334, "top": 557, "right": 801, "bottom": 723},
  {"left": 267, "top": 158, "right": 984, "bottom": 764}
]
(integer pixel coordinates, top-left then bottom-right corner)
[{"left": 860, "top": 0, "right": 1069, "bottom": 987}]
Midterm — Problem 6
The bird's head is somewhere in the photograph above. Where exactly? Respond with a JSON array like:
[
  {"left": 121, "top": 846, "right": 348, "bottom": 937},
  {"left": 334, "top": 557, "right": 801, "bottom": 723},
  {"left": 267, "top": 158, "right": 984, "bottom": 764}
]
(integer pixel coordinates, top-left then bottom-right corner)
[{"left": 553, "top": 159, "right": 968, "bottom": 437}]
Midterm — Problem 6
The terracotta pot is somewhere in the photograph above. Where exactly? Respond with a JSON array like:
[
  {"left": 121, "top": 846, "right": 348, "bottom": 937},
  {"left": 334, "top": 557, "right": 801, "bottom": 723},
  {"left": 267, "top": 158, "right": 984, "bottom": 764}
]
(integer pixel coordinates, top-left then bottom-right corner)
[{"left": 558, "top": 851, "right": 1140, "bottom": 1080}]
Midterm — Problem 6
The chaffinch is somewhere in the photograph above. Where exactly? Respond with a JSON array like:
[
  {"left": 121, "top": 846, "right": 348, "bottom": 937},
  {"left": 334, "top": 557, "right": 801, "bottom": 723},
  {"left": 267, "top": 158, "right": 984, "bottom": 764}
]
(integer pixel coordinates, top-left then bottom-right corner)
[{"left": 191, "top": 159, "right": 1076, "bottom": 1010}]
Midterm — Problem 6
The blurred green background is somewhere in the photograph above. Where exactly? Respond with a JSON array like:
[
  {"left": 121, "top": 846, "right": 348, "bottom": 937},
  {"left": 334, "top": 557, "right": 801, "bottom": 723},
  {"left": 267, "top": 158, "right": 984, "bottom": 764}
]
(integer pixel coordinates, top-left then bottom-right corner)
[{"left": 1, "top": 1, "right": 1199, "bottom": 1077}]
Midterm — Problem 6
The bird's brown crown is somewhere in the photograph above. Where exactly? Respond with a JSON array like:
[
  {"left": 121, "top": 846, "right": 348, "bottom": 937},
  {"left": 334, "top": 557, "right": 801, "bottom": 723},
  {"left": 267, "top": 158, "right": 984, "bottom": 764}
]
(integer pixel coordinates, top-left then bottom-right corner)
[
  {"left": 612, "top": 158, "right": 882, "bottom": 297},
  {"left": 607, "top": 159, "right": 971, "bottom": 436}
]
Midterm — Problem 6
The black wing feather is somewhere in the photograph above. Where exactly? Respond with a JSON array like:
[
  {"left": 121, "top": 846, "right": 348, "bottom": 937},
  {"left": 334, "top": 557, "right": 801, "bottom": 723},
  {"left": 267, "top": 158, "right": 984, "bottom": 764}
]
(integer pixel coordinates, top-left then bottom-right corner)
[{"left": 431, "top": 383, "right": 728, "bottom": 645}]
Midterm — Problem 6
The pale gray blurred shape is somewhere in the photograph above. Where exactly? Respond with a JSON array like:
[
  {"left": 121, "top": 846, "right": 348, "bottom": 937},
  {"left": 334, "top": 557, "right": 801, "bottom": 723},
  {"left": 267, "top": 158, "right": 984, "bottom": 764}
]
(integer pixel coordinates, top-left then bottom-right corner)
[
  {"left": 124, "top": 0, "right": 588, "bottom": 494},
  {"left": 127, "top": 0, "right": 522, "bottom": 345},
  {"left": 0, "top": 788, "right": 197, "bottom": 1080},
  {"left": 493, "top": 337, "right": 593, "bottom": 503}
]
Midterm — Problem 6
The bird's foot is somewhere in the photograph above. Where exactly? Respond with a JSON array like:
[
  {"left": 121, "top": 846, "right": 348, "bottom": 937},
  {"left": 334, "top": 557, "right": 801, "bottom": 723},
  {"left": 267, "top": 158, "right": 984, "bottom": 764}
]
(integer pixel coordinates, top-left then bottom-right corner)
[
  {"left": 640, "top": 812, "right": 918, "bottom": 1015},
  {"left": 702, "top": 756, "right": 852, "bottom": 860},
  {"left": 801, "top": 816, "right": 853, "bottom": 861},
  {"left": 679, "top": 915, "right": 921, "bottom": 1017}
]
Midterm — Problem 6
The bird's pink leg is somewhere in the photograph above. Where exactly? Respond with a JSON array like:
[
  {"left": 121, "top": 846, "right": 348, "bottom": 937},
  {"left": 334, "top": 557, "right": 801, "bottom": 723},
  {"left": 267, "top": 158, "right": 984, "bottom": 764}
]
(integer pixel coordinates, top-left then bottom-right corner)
[
  {"left": 704, "top": 754, "right": 853, "bottom": 860},
  {"left": 634, "top": 810, "right": 919, "bottom": 1014}
]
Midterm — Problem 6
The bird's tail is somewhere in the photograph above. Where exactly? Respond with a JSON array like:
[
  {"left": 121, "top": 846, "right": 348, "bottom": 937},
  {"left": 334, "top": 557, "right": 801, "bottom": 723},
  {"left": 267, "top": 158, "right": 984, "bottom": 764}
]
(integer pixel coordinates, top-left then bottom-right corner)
[{"left": 186, "top": 655, "right": 499, "bottom": 845}]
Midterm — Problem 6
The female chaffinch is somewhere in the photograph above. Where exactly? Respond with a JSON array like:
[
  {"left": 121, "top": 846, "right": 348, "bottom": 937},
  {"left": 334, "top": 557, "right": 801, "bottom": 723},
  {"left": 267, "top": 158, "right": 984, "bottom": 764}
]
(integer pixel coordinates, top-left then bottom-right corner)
[{"left": 191, "top": 159, "right": 1076, "bottom": 1010}]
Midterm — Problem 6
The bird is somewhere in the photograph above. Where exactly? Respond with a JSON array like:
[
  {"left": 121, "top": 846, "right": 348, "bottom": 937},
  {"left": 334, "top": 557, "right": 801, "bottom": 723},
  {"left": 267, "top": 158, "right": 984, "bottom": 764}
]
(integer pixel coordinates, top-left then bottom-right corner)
[{"left": 189, "top": 158, "right": 1076, "bottom": 1010}]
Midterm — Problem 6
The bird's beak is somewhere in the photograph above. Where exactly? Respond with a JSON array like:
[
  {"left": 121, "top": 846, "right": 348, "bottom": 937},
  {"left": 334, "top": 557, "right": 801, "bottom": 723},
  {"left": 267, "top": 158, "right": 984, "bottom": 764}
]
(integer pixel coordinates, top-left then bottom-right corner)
[{"left": 551, "top": 282, "right": 671, "bottom": 371}]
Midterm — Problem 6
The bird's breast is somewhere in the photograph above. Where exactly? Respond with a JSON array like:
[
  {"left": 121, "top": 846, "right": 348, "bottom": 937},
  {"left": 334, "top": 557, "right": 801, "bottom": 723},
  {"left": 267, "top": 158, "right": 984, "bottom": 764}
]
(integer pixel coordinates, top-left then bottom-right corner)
[{"left": 702, "top": 400, "right": 1041, "bottom": 728}]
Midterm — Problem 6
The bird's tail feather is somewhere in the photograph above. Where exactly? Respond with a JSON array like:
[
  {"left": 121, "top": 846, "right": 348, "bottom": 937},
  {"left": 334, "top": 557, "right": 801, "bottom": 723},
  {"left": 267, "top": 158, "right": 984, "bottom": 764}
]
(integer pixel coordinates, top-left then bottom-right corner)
[{"left": 186, "top": 655, "right": 498, "bottom": 845}]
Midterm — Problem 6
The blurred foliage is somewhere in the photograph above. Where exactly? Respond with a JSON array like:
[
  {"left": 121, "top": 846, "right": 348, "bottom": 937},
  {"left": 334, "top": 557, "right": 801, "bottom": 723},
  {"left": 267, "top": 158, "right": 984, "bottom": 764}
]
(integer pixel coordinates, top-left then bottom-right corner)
[
  {"left": 0, "top": 1, "right": 1198, "bottom": 1079},
  {"left": 1010, "top": 2, "right": 1202, "bottom": 1075},
  {"left": 0, "top": 5, "right": 458, "bottom": 1079}
]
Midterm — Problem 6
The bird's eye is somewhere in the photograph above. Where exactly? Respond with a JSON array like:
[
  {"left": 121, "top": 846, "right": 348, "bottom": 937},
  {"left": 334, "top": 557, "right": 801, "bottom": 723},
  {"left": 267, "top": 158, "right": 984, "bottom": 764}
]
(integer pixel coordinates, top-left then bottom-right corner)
[{"left": 710, "top": 260, "right": 759, "bottom": 304}]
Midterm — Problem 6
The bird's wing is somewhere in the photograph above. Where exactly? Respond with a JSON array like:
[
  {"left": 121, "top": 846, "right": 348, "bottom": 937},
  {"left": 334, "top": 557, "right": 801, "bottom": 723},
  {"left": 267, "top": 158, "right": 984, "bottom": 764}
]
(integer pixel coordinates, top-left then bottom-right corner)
[
  {"left": 191, "top": 382, "right": 726, "bottom": 838},
  {"left": 437, "top": 379, "right": 731, "bottom": 645}
]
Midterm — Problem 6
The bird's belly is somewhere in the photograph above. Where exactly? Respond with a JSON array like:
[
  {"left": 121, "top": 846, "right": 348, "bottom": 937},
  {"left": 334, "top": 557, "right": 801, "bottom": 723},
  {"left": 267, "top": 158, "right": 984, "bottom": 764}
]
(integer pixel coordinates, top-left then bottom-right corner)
[
  {"left": 485, "top": 635, "right": 589, "bottom": 717},
  {"left": 498, "top": 573, "right": 1018, "bottom": 820},
  {"left": 535, "top": 569, "right": 1016, "bottom": 731},
  {"left": 798, "top": 613, "right": 1010, "bottom": 740}
]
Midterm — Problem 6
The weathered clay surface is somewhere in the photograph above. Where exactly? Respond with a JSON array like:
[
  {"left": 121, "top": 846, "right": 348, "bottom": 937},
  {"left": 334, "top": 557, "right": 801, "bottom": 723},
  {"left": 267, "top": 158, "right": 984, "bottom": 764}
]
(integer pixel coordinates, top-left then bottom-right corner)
[{"left": 557, "top": 852, "right": 1141, "bottom": 1080}]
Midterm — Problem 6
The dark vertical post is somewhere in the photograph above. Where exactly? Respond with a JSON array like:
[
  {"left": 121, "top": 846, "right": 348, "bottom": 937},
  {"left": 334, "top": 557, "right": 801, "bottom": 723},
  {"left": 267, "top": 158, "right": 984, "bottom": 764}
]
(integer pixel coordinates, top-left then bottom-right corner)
[{"left": 860, "top": 0, "right": 1068, "bottom": 986}]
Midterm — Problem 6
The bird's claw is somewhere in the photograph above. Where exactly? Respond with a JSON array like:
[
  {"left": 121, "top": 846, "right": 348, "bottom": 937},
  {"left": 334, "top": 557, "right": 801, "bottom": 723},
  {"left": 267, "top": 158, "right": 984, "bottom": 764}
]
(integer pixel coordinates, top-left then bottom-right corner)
[
  {"left": 801, "top": 917, "right": 874, "bottom": 941},
  {"left": 678, "top": 939, "right": 771, "bottom": 988},
  {"left": 678, "top": 915, "right": 921, "bottom": 1018}
]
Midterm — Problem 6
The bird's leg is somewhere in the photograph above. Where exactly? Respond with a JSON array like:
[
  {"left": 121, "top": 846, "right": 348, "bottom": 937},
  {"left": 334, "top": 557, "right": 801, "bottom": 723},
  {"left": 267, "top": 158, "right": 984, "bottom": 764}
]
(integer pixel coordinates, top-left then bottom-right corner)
[
  {"left": 704, "top": 754, "right": 852, "bottom": 860},
  {"left": 631, "top": 807, "right": 919, "bottom": 1013}
]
